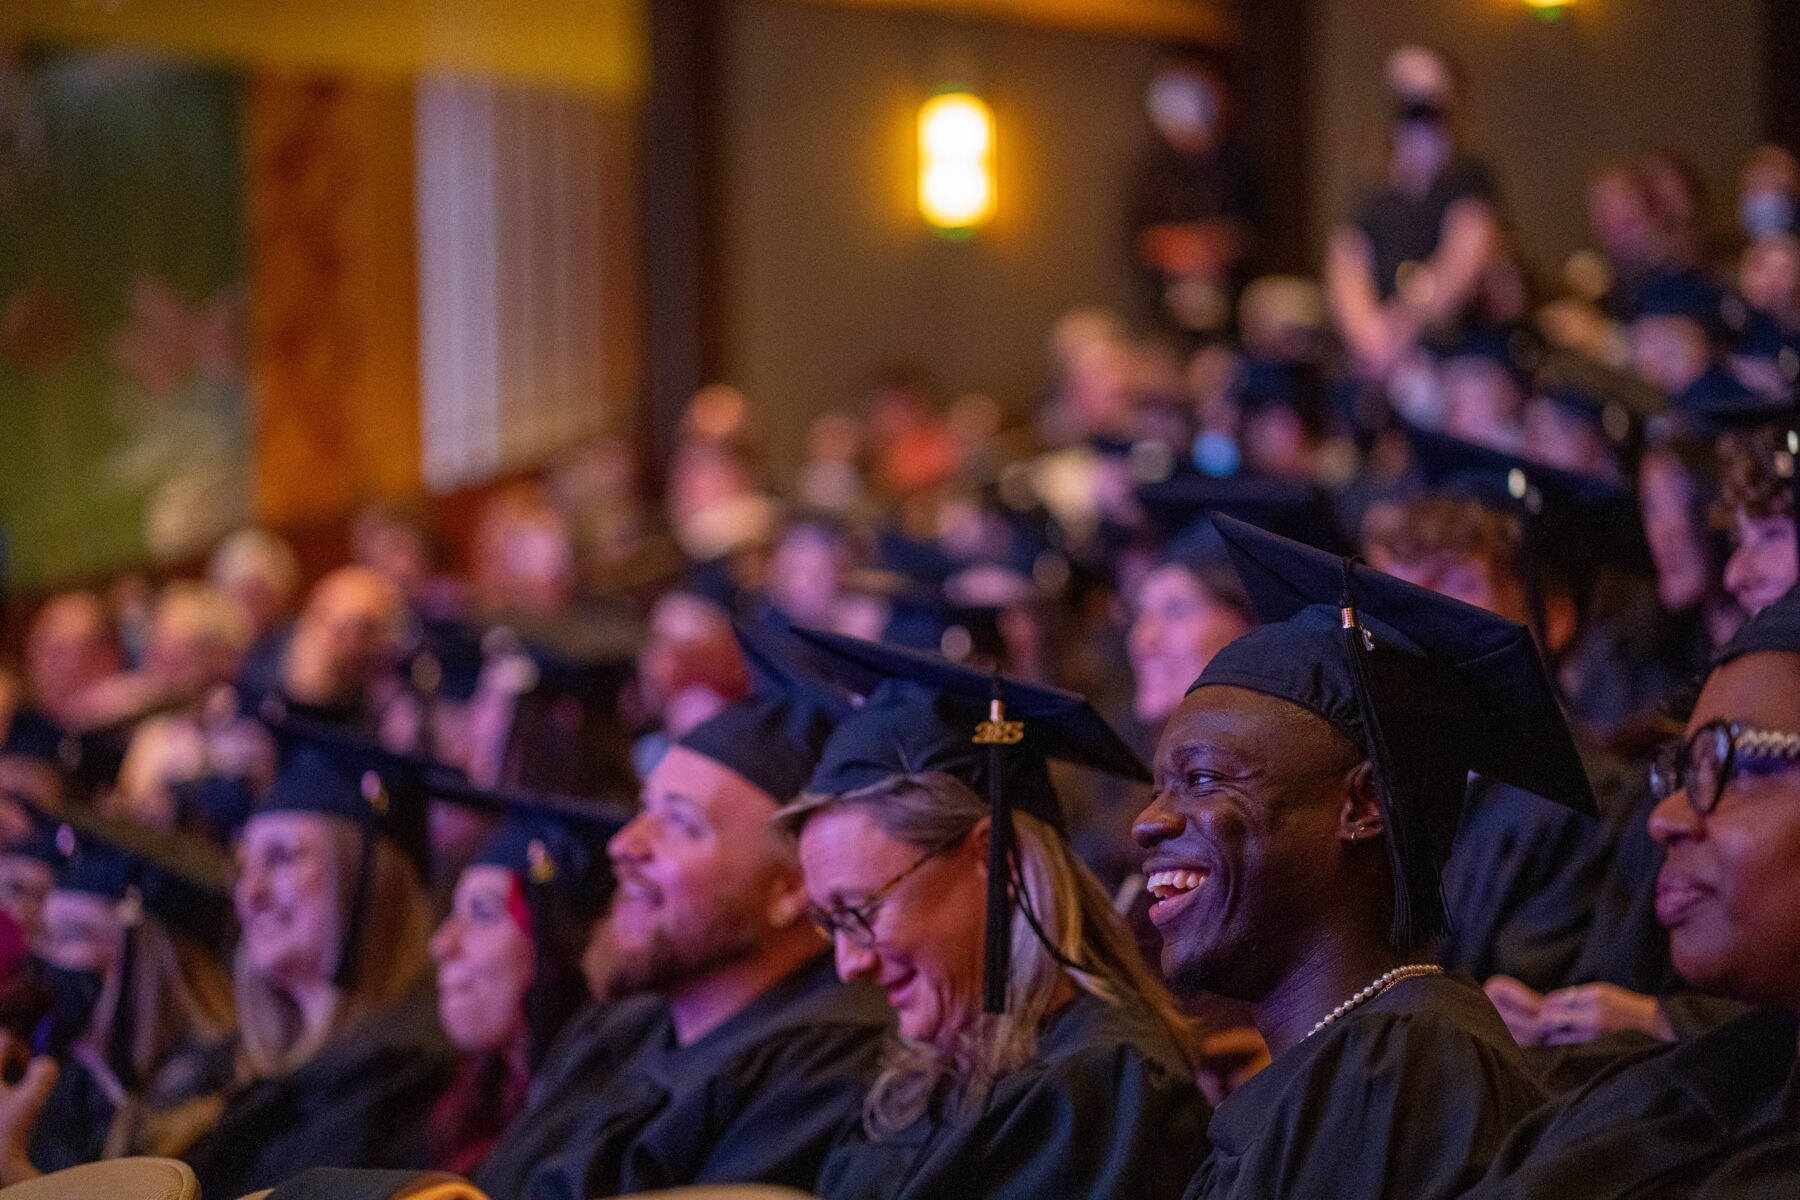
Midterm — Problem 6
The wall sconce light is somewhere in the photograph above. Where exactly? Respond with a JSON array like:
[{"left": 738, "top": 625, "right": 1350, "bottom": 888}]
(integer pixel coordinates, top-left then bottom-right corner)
[
  {"left": 1523, "top": 0, "right": 1573, "bottom": 20},
  {"left": 919, "top": 90, "right": 994, "bottom": 235}
]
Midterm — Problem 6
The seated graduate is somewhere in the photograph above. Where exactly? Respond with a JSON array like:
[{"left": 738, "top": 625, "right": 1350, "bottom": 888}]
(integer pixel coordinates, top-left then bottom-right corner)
[
  {"left": 1135, "top": 515, "right": 1596, "bottom": 1199},
  {"left": 425, "top": 813, "right": 614, "bottom": 1177},
  {"left": 480, "top": 628, "right": 890, "bottom": 1200},
  {"left": 0, "top": 814, "right": 236, "bottom": 1182},
  {"left": 780, "top": 628, "right": 1208, "bottom": 1200},
  {"left": 184, "top": 744, "right": 457, "bottom": 1199},
  {"left": 1467, "top": 583, "right": 1800, "bottom": 1198}
]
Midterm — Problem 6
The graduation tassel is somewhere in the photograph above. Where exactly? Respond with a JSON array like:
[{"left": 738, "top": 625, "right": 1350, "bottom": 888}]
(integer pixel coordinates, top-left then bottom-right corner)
[
  {"left": 980, "top": 676, "right": 1011, "bottom": 1014},
  {"left": 106, "top": 886, "right": 143, "bottom": 1094},
  {"left": 1338, "top": 559, "right": 1446, "bottom": 950},
  {"left": 333, "top": 772, "right": 384, "bottom": 989}
]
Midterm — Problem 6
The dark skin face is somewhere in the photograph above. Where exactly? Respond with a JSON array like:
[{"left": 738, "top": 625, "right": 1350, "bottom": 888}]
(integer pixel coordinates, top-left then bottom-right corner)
[
  {"left": 1135, "top": 685, "right": 1403, "bottom": 1057},
  {"left": 1648, "top": 651, "right": 1800, "bottom": 1012}
]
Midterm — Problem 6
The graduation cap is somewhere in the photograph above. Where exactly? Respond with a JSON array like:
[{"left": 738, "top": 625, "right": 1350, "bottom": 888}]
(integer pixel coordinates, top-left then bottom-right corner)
[
  {"left": 1403, "top": 423, "right": 1655, "bottom": 597},
  {"left": 881, "top": 591, "right": 1009, "bottom": 667},
  {"left": 48, "top": 812, "right": 232, "bottom": 951},
  {"left": 405, "top": 618, "right": 487, "bottom": 705},
  {"left": 1135, "top": 472, "right": 1351, "bottom": 557},
  {"left": 1191, "top": 515, "right": 1597, "bottom": 949},
  {"left": 791, "top": 627, "right": 1148, "bottom": 1012},
  {"left": 1532, "top": 348, "right": 1667, "bottom": 444},
  {"left": 23, "top": 798, "right": 232, "bottom": 1082},
  {"left": 1666, "top": 383, "right": 1800, "bottom": 552},
  {"left": 262, "top": 703, "right": 633, "bottom": 847},
  {"left": 1428, "top": 322, "right": 1542, "bottom": 388},
  {"left": 675, "top": 620, "right": 856, "bottom": 805},
  {"left": 167, "top": 772, "right": 257, "bottom": 845},
  {"left": 0, "top": 710, "right": 64, "bottom": 767},
  {"left": 1626, "top": 268, "right": 1739, "bottom": 343},
  {"left": 259, "top": 705, "right": 632, "bottom": 988}
]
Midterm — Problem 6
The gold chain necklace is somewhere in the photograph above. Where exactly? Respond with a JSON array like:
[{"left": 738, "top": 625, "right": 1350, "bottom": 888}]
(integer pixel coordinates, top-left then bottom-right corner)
[{"left": 1304, "top": 964, "right": 1445, "bottom": 1041}]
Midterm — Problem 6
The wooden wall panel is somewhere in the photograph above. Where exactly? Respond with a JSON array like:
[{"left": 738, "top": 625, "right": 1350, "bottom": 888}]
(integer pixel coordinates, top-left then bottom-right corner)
[{"left": 245, "top": 74, "right": 422, "bottom": 526}]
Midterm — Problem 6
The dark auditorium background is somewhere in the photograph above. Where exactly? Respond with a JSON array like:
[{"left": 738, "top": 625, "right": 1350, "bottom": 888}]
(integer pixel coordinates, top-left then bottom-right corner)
[{"left": 0, "top": 0, "right": 1791, "bottom": 596}]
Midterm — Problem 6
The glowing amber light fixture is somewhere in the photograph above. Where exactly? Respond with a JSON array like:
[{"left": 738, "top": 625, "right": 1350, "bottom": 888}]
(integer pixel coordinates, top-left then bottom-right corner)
[
  {"left": 919, "top": 91, "right": 995, "bottom": 234},
  {"left": 1523, "top": 0, "right": 1573, "bottom": 18}
]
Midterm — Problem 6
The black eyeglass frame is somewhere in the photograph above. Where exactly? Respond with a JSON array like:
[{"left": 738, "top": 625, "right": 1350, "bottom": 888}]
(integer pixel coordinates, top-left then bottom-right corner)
[
  {"left": 805, "top": 834, "right": 966, "bottom": 948},
  {"left": 1650, "top": 719, "right": 1800, "bottom": 816}
]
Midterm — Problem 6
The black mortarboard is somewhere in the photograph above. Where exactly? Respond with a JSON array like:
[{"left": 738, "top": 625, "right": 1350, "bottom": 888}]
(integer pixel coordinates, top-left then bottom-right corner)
[
  {"left": 792, "top": 627, "right": 1148, "bottom": 1012},
  {"left": 264, "top": 705, "right": 631, "bottom": 850},
  {"left": 1135, "top": 472, "right": 1352, "bottom": 557},
  {"left": 1713, "top": 582, "right": 1800, "bottom": 666},
  {"left": 30, "top": 801, "right": 233, "bottom": 1085},
  {"left": 406, "top": 618, "right": 487, "bottom": 704},
  {"left": 168, "top": 773, "right": 257, "bottom": 845},
  {"left": 1662, "top": 384, "right": 1800, "bottom": 548},
  {"left": 1532, "top": 348, "right": 1666, "bottom": 442},
  {"left": 676, "top": 620, "right": 855, "bottom": 804},
  {"left": 880, "top": 592, "right": 1008, "bottom": 666},
  {"left": 260, "top": 707, "right": 630, "bottom": 989},
  {"left": 260, "top": 740, "right": 432, "bottom": 880},
  {"left": 1236, "top": 358, "right": 1326, "bottom": 418},
  {"left": 1190, "top": 515, "right": 1597, "bottom": 949},
  {"left": 1627, "top": 268, "right": 1738, "bottom": 342},
  {"left": 48, "top": 813, "right": 232, "bottom": 953},
  {"left": 1429, "top": 322, "right": 1542, "bottom": 388},
  {"left": 0, "top": 711, "right": 64, "bottom": 766},
  {"left": 1403, "top": 423, "right": 1655, "bottom": 588}
]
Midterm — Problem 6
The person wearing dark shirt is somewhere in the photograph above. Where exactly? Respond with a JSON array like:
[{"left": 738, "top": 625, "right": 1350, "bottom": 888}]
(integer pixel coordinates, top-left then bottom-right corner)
[
  {"left": 481, "top": 625, "right": 891, "bottom": 1200},
  {"left": 1326, "top": 45, "right": 1502, "bottom": 384},
  {"left": 1467, "top": 585, "right": 1800, "bottom": 1197},
  {"left": 778, "top": 630, "right": 1209, "bottom": 1200},
  {"left": 1130, "top": 59, "right": 1261, "bottom": 338},
  {"left": 1135, "top": 516, "right": 1594, "bottom": 1198}
]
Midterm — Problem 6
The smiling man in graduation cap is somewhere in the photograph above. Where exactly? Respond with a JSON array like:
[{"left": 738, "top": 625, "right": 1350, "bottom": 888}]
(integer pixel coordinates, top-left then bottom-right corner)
[
  {"left": 1136, "top": 515, "right": 1596, "bottom": 1199},
  {"left": 488, "top": 622, "right": 892, "bottom": 1200},
  {"left": 777, "top": 627, "right": 1208, "bottom": 1200}
]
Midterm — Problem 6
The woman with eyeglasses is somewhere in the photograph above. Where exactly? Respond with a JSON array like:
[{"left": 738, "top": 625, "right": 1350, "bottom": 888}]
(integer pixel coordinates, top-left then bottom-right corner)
[
  {"left": 776, "top": 632, "right": 1208, "bottom": 1200},
  {"left": 1468, "top": 582, "right": 1800, "bottom": 1197}
]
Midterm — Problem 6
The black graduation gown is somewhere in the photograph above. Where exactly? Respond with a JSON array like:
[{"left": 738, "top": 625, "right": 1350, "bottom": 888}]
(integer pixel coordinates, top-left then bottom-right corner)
[
  {"left": 513, "top": 953, "right": 892, "bottom": 1200},
  {"left": 815, "top": 990, "right": 1208, "bottom": 1200},
  {"left": 471, "top": 998, "right": 665, "bottom": 1198},
  {"left": 29, "top": 1039, "right": 235, "bottom": 1172},
  {"left": 1468, "top": 1008, "right": 1800, "bottom": 1199},
  {"left": 1184, "top": 972, "right": 1544, "bottom": 1200},
  {"left": 1437, "top": 776, "right": 1605, "bottom": 992},
  {"left": 184, "top": 982, "right": 457, "bottom": 1199}
]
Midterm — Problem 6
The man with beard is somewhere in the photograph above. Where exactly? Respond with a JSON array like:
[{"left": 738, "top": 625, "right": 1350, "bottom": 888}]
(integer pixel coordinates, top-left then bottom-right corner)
[
  {"left": 473, "top": 629, "right": 891, "bottom": 1200},
  {"left": 1133, "top": 517, "right": 1594, "bottom": 1198}
]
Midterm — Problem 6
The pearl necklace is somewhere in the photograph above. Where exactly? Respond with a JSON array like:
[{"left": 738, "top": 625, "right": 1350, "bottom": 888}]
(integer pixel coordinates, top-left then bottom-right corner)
[{"left": 1304, "top": 964, "right": 1444, "bottom": 1041}]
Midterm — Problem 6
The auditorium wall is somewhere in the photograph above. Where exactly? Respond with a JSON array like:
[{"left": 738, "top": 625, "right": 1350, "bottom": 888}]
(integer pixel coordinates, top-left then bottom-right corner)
[{"left": 716, "top": 0, "right": 1194, "bottom": 473}]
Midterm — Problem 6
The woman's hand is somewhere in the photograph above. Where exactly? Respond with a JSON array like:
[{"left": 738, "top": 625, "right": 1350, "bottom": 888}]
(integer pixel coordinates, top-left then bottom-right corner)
[
  {"left": 1536, "top": 983, "right": 1674, "bottom": 1045},
  {"left": 0, "top": 1033, "right": 55, "bottom": 1187},
  {"left": 1482, "top": 975, "right": 1546, "bottom": 1046}
]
